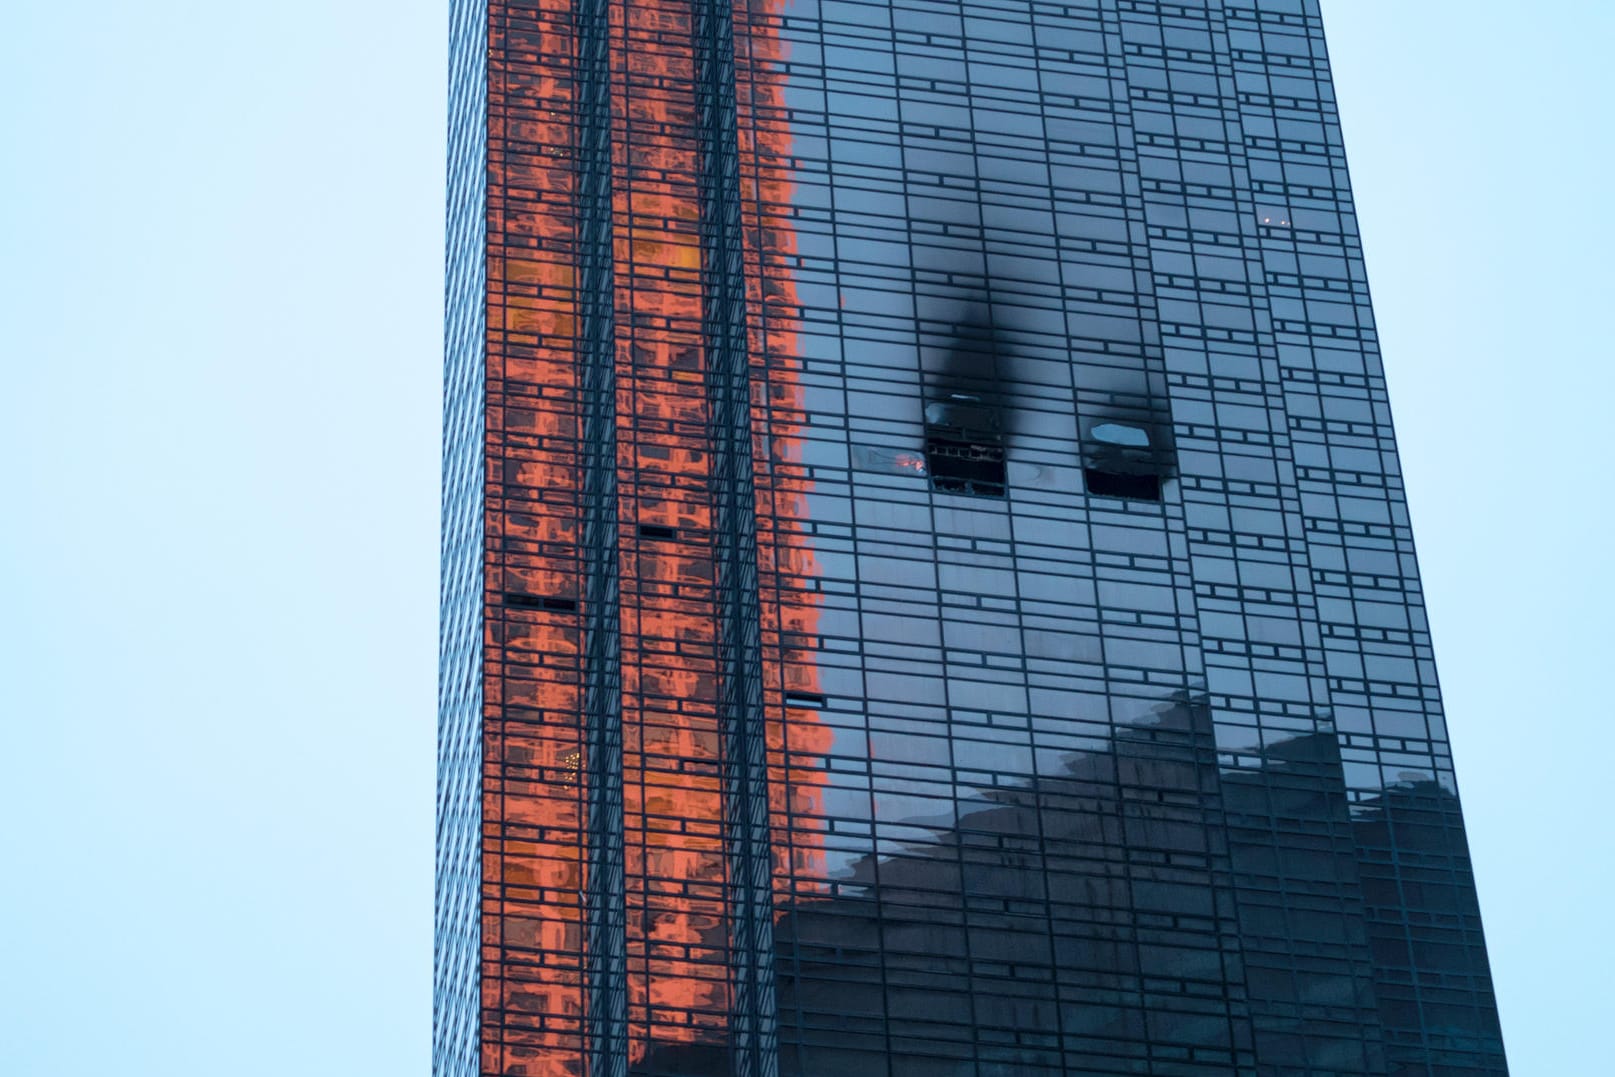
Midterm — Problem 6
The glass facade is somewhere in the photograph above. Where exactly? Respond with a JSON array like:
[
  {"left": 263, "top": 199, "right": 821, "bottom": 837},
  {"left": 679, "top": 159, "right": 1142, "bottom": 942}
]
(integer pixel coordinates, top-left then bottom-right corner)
[{"left": 438, "top": 1, "right": 1507, "bottom": 1074}]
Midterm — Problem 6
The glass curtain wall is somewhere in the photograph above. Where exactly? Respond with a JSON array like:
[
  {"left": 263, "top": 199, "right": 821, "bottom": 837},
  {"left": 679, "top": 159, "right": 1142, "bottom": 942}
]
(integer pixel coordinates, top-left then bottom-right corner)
[{"left": 438, "top": 1, "right": 1508, "bottom": 1074}]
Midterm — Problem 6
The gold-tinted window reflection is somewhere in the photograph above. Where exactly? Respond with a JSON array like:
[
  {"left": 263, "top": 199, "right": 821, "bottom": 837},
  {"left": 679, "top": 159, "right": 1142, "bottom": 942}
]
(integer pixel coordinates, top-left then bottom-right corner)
[{"left": 480, "top": 1, "right": 824, "bottom": 1072}]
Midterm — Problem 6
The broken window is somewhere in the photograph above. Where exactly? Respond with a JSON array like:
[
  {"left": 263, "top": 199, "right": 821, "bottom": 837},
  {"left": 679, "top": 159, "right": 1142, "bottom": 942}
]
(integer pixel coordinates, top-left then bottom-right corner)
[
  {"left": 1081, "top": 419, "right": 1171, "bottom": 502},
  {"left": 924, "top": 393, "right": 1006, "bottom": 498},
  {"left": 1083, "top": 468, "right": 1162, "bottom": 501}
]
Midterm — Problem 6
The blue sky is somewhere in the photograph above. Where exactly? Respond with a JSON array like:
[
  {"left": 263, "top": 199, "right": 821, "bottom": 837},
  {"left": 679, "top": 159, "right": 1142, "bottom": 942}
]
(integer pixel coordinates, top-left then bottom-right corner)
[{"left": 1, "top": 2, "right": 1607, "bottom": 1073}]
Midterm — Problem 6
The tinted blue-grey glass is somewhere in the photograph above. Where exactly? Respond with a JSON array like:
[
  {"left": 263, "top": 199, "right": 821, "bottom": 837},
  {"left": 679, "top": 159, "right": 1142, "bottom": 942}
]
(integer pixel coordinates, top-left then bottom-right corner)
[
  {"left": 438, "top": 0, "right": 1507, "bottom": 1074},
  {"left": 435, "top": 2, "right": 487, "bottom": 1075}
]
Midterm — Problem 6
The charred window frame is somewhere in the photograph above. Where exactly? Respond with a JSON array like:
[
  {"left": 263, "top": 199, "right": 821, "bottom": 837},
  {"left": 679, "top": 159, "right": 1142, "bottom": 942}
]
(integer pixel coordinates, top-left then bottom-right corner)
[
  {"left": 1080, "top": 418, "right": 1174, "bottom": 502},
  {"left": 923, "top": 393, "right": 1006, "bottom": 498}
]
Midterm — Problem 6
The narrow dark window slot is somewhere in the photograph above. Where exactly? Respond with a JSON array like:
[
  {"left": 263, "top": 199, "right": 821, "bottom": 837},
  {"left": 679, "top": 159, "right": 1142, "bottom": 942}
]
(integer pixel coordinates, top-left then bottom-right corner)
[
  {"left": 504, "top": 592, "right": 577, "bottom": 613},
  {"left": 784, "top": 691, "right": 828, "bottom": 709},
  {"left": 1084, "top": 468, "right": 1161, "bottom": 501},
  {"left": 638, "top": 524, "right": 678, "bottom": 540}
]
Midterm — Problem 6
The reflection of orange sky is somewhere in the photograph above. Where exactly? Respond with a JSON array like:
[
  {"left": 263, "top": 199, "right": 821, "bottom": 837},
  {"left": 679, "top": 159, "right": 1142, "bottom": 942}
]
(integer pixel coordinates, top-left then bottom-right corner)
[{"left": 480, "top": 1, "right": 823, "bottom": 1072}]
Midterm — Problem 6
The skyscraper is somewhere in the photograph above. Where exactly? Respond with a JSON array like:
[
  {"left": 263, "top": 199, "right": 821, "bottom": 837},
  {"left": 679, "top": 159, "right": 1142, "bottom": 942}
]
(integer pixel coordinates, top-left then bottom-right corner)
[{"left": 437, "top": 1, "right": 1507, "bottom": 1074}]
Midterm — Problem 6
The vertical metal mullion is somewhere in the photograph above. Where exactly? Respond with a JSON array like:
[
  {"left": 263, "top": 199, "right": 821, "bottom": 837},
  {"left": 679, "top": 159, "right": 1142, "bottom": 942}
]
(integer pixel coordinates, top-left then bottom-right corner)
[
  {"left": 694, "top": 0, "right": 780, "bottom": 1073},
  {"left": 578, "top": 0, "right": 627, "bottom": 1071}
]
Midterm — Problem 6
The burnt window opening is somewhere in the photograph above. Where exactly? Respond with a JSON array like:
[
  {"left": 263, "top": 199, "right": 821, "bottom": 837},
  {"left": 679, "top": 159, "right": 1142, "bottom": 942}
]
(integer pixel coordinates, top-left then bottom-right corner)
[
  {"left": 924, "top": 393, "right": 1006, "bottom": 498},
  {"left": 504, "top": 592, "right": 577, "bottom": 613},
  {"left": 784, "top": 690, "right": 828, "bottom": 709},
  {"left": 1082, "top": 419, "right": 1170, "bottom": 502},
  {"left": 925, "top": 437, "right": 1006, "bottom": 497},
  {"left": 1083, "top": 468, "right": 1162, "bottom": 501},
  {"left": 637, "top": 524, "right": 678, "bottom": 540}
]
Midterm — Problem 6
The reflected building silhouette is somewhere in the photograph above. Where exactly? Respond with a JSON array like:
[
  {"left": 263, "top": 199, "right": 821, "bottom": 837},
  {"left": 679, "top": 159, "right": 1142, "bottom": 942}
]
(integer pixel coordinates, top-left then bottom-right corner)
[
  {"left": 772, "top": 695, "right": 1252, "bottom": 1076},
  {"left": 1349, "top": 779, "right": 1506, "bottom": 1073},
  {"left": 753, "top": 707, "right": 1500, "bottom": 1076}
]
